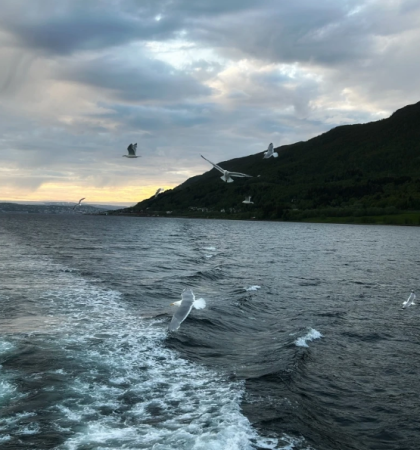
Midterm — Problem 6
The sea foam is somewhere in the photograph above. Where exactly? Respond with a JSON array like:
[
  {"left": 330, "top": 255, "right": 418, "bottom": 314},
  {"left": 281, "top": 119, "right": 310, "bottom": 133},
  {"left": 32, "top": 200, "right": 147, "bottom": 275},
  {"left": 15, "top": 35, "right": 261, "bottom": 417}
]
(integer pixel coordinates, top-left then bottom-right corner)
[
  {"left": 295, "top": 328, "right": 323, "bottom": 347},
  {"left": 36, "top": 272, "right": 278, "bottom": 450},
  {"left": 245, "top": 285, "right": 261, "bottom": 291}
]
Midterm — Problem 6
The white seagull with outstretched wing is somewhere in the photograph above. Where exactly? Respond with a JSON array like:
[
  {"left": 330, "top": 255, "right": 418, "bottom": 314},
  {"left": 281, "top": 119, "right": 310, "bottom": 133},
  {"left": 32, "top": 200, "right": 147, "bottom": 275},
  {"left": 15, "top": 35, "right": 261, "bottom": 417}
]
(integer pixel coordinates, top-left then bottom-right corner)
[
  {"left": 169, "top": 288, "right": 206, "bottom": 331},
  {"left": 263, "top": 143, "right": 278, "bottom": 159},
  {"left": 402, "top": 290, "right": 416, "bottom": 309},
  {"left": 201, "top": 155, "right": 253, "bottom": 183},
  {"left": 242, "top": 196, "right": 254, "bottom": 204}
]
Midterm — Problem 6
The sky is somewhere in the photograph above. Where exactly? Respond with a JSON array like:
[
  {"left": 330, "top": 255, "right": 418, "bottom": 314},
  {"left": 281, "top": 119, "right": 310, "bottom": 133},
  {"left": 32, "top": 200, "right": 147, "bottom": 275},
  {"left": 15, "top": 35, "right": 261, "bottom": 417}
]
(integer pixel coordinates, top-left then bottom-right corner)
[{"left": 0, "top": 0, "right": 419, "bottom": 205}]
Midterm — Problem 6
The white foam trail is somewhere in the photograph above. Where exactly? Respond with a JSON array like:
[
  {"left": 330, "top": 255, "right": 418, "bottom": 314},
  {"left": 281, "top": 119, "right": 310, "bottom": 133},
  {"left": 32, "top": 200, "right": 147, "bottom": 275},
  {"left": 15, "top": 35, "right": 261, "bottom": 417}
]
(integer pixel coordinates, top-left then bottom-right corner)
[
  {"left": 0, "top": 380, "right": 18, "bottom": 404},
  {"left": 16, "top": 423, "right": 40, "bottom": 435},
  {"left": 0, "top": 340, "right": 22, "bottom": 407},
  {"left": 0, "top": 340, "right": 14, "bottom": 354},
  {"left": 0, "top": 231, "right": 306, "bottom": 449},
  {"left": 0, "top": 412, "right": 36, "bottom": 438},
  {"left": 295, "top": 328, "right": 323, "bottom": 347},
  {"left": 203, "top": 246, "right": 216, "bottom": 251},
  {"left": 41, "top": 278, "right": 278, "bottom": 449},
  {"left": 245, "top": 285, "right": 261, "bottom": 291}
]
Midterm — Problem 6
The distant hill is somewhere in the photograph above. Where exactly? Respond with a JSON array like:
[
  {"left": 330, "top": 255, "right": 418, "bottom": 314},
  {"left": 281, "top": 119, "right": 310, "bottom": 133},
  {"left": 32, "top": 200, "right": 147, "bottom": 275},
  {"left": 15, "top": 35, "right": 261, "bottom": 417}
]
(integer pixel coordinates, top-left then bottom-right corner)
[
  {"left": 116, "top": 101, "right": 420, "bottom": 224},
  {"left": 0, "top": 202, "right": 112, "bottom": 215}
]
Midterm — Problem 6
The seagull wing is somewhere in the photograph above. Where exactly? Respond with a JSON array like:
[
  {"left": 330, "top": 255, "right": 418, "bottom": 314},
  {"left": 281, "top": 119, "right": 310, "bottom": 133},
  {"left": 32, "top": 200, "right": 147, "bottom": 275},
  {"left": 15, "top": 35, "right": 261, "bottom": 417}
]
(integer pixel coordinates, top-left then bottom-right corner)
[
  {"left": 201, "top": 155, "right": 225, "bottom": 174},
  {"left": 73, "top": 198, "right": 86, "bottom": 210},
  {"left": 408, "top": 292, "right": 416, "bottom": 306},
  {"left": 229, "top": 171, "right": 253, "bottom": 178},
  {"left": 169, "top": 289, "right": 195, "bottom": 331},
  {"left": 403, "top": 292, "right": 415, "bottom": 308}
]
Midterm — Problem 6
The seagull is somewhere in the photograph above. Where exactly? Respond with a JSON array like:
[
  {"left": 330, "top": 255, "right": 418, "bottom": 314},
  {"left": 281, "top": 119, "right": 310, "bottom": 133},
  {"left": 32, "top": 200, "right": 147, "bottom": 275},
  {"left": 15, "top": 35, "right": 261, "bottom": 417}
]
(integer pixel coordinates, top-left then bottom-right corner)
[
  {"left": 169, "top": 288, "right": 206, "bottom": 331},
  {"left": 242, "top": 196, "right": 254, "bottom": 204},
  {"left": 201, "top": 155, "right": 253, "bottom": 183},
  {"left": 263, "top": 143, "right": 278, "bottom": 159},
  {"left": 154, "top": 188, "right": 164, "bottom": 198},
  {"left": 73, "top": 198, "right": 85, "bottom": 210},
  {"left": 123, "top": 143, "right": 139, "bottom": 158},
  {"left": 402, "top": 290, "right": 416, "bottom": 309}
]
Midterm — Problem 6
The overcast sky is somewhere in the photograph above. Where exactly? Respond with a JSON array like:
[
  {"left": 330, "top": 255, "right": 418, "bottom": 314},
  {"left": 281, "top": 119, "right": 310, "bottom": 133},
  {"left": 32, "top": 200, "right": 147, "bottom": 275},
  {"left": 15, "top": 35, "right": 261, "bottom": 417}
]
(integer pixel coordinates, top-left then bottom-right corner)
[{"left": 0, "top": 0, "right": 419, "bottom": 205}]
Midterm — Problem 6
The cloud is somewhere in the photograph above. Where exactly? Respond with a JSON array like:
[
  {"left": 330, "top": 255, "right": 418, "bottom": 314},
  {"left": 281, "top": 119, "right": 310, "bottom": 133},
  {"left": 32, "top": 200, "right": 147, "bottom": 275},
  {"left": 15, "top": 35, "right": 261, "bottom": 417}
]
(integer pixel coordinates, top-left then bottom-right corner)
[
  {"left": 0, "top": 0, "right": 174, "bottom": 55},
  {"left": 60, "top": 52, "right": 213, "bottom": 102},
  {"left": 0, "top": 0, "right": 419, "bottom": 203},
  {"left": 0, "top": 0, "right": 257, "bottom": 56}
]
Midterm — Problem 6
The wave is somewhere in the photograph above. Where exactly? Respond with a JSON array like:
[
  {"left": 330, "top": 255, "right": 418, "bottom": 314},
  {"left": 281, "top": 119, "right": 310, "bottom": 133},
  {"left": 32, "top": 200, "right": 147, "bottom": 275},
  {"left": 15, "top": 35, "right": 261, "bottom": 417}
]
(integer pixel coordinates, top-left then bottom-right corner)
[
  {"left": 184, "top": 269, "right": 225, "bottom": 282},
  {"left": 295, "top": 328, "right": 323, "bottom": 347},
  {"left": 245, "top": 285, "right": 261, "bottom": 291},
  {"left": 0, "top": 256, "right": 278, "bottom": 449}
]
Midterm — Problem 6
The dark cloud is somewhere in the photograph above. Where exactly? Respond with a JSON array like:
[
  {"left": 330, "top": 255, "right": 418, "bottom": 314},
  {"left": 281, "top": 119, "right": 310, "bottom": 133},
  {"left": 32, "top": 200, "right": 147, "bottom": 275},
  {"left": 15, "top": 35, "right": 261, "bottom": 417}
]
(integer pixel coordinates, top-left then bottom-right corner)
[
  {"left": 2, "top": 0, "right": 418, "bottom": 77},
  {"left": 0, "top": 0, "right": 177, "bottom": 55},
  {"left": 184, "top": 0, "right": 374, "bottom": 65},
  {"left": 0, "top": 0, "right": 258, "bottom": 56},
  {"left": 60, "top": 53, "right": 212, "bottom": 101}
]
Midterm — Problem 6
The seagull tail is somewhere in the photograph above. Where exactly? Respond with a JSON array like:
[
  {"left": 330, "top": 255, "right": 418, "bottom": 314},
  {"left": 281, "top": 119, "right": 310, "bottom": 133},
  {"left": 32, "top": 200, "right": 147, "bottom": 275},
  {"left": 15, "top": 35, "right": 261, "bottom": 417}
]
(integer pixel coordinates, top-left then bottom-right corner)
[
  {"left": 193, "top": 298, "right": 206, "bottom": 310},
  {"left": 273, "top": 152, "right": 278, "bottom": 157},
  {"left": 221, "top": 175, "right": 234, "bottom": 183}
]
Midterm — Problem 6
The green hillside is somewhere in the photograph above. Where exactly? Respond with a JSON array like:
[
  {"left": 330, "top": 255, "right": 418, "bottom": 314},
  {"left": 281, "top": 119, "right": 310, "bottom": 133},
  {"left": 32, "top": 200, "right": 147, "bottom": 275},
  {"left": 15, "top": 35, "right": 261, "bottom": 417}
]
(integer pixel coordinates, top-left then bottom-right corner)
[{"left": 118, "top": 101, "right": 420, "bottom": 224}]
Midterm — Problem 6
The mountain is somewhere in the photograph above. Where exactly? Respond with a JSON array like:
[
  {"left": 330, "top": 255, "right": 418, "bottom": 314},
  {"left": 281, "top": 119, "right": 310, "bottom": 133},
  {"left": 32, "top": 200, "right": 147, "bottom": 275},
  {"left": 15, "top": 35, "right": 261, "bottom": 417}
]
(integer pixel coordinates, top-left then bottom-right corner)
[
  {"left": 117, "top": 101, "right": 420, "bottom": 223},
  {"left": 0, "top": 202, "right": 111, "bottom": 215}
]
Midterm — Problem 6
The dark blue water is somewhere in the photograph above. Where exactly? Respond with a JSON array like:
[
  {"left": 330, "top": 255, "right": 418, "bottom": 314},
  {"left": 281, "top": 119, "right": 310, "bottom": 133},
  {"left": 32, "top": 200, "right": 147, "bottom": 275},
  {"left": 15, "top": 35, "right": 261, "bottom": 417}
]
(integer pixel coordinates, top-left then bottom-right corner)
[{"left": 0, "top": 214, "right": 419, "bottom": 449}]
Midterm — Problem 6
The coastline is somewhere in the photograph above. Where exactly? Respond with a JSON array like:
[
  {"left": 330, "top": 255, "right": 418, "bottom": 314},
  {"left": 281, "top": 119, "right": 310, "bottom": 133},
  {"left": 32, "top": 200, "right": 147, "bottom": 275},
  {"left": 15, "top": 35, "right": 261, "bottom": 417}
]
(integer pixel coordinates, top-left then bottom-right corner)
[{"left": 105, "top": 211, "right": 420, "bottom": 227}]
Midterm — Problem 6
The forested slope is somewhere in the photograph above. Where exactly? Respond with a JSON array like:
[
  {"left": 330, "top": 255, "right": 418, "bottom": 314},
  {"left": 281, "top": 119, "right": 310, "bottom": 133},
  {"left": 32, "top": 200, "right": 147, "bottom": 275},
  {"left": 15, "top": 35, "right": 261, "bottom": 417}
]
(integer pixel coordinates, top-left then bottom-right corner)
[{"left": 119, "top": 101, "right": 420, "bottom": 221}]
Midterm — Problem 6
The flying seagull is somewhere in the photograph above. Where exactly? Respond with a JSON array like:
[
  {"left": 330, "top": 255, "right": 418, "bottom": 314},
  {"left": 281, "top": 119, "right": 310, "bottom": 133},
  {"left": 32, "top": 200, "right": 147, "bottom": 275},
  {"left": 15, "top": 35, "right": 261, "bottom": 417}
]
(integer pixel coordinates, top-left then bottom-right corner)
[
  {"left": 73, "top": 198, "right": 85, "bottom": 210},
  {"left": 201, "top": 155, "right": 253, "bottom": 183},
  {"left": 169, "top": 288, "right": 206, "bottom": 331},
  {"left": 242, "top": 196, "right": 254, "bottom": 204},
  {"left": 402, "top": 290, "right": 416, "bottom": 309},
  {"left": 263, "top": 143, "right": 278, "bottom": 159},
  {"left": 154, "top": 188, "right": 164, "bottom": 198},
  {"left": 123, "top": 143, "right": 139, "bottom": 158}
]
